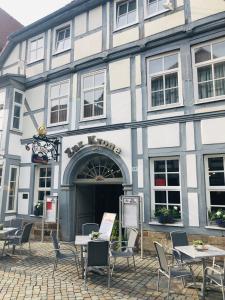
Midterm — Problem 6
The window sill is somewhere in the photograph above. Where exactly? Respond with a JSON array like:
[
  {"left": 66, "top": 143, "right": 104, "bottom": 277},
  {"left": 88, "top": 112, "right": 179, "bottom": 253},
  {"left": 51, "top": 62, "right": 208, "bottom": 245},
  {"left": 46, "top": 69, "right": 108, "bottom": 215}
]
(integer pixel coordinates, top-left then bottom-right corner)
[
  {"left": 26, "top": 58, "right": 45, "bottom": 66},
  {"left": 205, "top": 226, "right": 225, "bottom": 231},
  {"left": 194, "top": 96, "right": 225, "bottom": 105},
  {"left": 144, "top": 9, "right": 170, "bottom": 21},
  {"left": 149, "top": 221, "right": 184, "bottom": 227},
  {"left": 5, "top": 211, "right": 16, "bottom": 214},
  {"left": 52, "top": 48, "right": 71, "bottom": 57},
  {"left": 113, "top": 21, "right": 139, "bottom": 33},
  {"left": 79, "top": 116, "right": 107, "bottom": 123},
  {"left": 148, "top": 103, "right": 184, "bottom": 112},
  {"left": 29, "top": 214, "right": 43, "bottom": 218},
  {"left": 47, "top": 121, "right": 69, "bottom": 128}
]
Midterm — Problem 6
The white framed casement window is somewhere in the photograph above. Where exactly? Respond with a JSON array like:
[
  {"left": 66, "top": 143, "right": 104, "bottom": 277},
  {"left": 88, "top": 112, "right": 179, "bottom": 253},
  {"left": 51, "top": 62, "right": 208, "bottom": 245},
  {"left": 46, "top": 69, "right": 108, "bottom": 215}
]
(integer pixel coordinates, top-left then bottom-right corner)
[
  {"left": 6, "top": 166, "right": 19, "bottom": 212},
  {"left": 147, "top": 52, "right": 182, "bottom": 110},
  {"left": 193, "top": 38, "right": 225, "bottom": 103},
  {"left": 150, "top": 157, "right": 182, "bottom": 219},
  {"left": 204, "top": 155, "right": 225, "bottom": 214},
  {"left": 35, "top": 166, "right": 51, "bottom": 210},
  {"left": 48, "top": 80, "right": 69, "bottom": 126},
  {"left": 145, "top": 0, "right": 171, "bottom": 18},
  {"left": 53, "top": 22, "right": 71, "bottom": 54},
  {"left": 11, "top": 89, "right": 24, "bottom": 131},
  {"left": 81, "top": 70, "right": 106, "bottom": 120},
  {"left": 27, "top": 34, "right": 44, "bottom": 64},
  {"left": 114, "top": 0, "right": 138, "bottom": 30}
]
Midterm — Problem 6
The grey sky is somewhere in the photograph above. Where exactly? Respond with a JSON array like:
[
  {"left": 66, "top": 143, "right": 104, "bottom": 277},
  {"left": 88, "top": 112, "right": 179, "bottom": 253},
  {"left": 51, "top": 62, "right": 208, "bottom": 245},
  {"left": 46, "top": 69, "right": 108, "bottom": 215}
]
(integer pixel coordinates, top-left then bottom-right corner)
[{"left": 0, "top": 0, "right": 72, "bottom": 26}]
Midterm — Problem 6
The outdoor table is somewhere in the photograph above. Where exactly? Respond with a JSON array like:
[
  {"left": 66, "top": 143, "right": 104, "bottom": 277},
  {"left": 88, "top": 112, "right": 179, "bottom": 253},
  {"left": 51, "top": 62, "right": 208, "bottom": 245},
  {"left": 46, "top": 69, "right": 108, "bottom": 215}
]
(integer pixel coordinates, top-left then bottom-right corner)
[
  {"left": 74, "top": 235, "right": 91, "bottom": 278},
  {"left": 0, "top": 227, "right": 18, "bottom": 256},
  {"left": 175, "top": 245, "right": 225, "bottom": 299}
]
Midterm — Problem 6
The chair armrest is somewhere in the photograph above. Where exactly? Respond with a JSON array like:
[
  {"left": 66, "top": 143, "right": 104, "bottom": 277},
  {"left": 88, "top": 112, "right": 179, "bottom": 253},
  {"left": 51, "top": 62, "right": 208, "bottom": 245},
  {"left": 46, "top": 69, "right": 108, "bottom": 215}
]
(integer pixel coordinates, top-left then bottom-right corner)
[{"left": 110, "top": 240, "right": 128, "bottom": 246}]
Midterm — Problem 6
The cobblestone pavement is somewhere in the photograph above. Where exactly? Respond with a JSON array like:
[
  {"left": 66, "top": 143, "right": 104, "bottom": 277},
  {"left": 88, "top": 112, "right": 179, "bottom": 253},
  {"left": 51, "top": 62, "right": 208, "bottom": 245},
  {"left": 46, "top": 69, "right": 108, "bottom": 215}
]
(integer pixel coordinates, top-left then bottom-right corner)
[{"left": 0, "top": 241, "right": 223, "bottom": 300}]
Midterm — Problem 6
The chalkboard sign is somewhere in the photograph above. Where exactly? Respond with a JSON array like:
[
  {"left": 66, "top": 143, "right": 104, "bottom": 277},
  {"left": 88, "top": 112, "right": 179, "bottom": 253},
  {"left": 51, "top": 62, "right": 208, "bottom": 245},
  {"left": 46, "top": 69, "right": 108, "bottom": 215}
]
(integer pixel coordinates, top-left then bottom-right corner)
[{"left": 121, "top": 196, "right": 140, "bottom": 228}]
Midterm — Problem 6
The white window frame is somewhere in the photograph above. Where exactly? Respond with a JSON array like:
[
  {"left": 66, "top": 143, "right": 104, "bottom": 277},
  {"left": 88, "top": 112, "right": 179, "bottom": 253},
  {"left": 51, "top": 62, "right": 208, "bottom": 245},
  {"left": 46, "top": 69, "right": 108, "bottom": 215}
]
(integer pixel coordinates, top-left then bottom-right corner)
[
  {"left": 150, "top": 157, "right": 182, "bottom": 220},
  {"left": 53, "top": 21, "right": 72, "bottom": 55},
  {"left": 27, "top": 33, "right": 44, "bottom": 64},
  {"left": 81, "top": 69, "right": 106, "bottom": 121},
  {"left": 114, "top": 0, "right": 138, "bottom": 31},
  {"left": 48, "top": 79, "right": 70, "bottom": 127},
  {"left": 11, "top": 89, "right": 24, "bottom": 131},
  {"left": 204, "top": 154, "right": 225, "bottom": 218},
  {"left": 34, "top": 166, "right": 52, "bottom": 208},
  {"left": 145, "top": 0, "right": 171, "bottom": 19},
  {"left": 0, "top": 165, "right": 3, "bottom": 187},
  {"left": 6, "top": 166, "right": 19, "bottom": 213},
  {"left": 192, "top": 37, "right": 225, "bottom": 104},
  {"left": 147, "top": 51, "right": 183, "bottom": 111}
]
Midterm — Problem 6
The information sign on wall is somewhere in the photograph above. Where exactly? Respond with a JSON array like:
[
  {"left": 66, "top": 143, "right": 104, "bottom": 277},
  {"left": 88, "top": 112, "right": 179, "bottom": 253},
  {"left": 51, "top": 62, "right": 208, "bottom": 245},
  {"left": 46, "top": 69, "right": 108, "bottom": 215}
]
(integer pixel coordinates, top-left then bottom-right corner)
[
  {"left": 121, "top": 196, "right": 140, "bottom": 229},
  {"left": 45, "top": 196, "right": 57, "bottom": 223}
]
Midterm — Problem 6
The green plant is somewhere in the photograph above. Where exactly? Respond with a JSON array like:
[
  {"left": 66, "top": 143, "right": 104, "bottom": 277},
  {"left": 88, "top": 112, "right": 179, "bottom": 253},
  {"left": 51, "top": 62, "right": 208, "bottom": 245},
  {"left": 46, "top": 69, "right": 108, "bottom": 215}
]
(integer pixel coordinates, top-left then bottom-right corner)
[
  {"left": 34, "top": 201, "right": 43, "bottom": 216},
  {"left": 90, "top": 231, "right": 100, "bottom": 240},
  {"left": 154, "top": 206, "right": 181, "bottom": 219},
  {"left": 208, "top": 209, "right": 225, "bottom": 227},
  {"left": 111, "top": 219, "right": 119, "bottom": 241},
  {"left": 193, "top": 240, "right": 204, "bottom": 246}
]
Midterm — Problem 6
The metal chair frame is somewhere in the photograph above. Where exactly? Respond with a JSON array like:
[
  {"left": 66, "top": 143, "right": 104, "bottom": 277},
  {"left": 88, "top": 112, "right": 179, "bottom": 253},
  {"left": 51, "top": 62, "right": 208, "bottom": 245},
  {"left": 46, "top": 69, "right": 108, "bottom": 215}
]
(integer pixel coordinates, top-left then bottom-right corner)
[{"left": 154, "top": 241, "right": 196, "bottom": 299}]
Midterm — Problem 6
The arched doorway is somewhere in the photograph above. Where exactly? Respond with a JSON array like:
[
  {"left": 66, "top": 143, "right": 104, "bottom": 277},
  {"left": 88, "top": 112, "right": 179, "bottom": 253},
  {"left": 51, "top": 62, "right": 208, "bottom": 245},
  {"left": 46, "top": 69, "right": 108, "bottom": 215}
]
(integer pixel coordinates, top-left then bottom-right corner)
[
  {"left": 61, "top": 146, "right": 131, "bottom": 240},
  {"left": 75, "top": 155, "right": 123, "bottom": 232}
]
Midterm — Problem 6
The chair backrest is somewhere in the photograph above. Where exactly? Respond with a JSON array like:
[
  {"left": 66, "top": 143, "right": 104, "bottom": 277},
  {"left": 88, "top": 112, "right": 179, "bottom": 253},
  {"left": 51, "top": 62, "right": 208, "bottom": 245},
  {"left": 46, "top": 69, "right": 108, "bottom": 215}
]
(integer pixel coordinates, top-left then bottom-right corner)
[
  {"left": 51, "top": 230, "right": 61, "bottom": 258},
  {"left": 127, "top": 229, "right": 138, "bottom": 249},
  {"left": 20, "top": 223, "right": 33, "bottom": 244},
  {"left": 82, "top": 223, "right": 99, "bottom": 235},
  {"left": 170, "top": 231, "right": 188, "bottom": 248},
  {"left": 10, "top": 218, "right": 24, "bottom": 230},
  {"left": 154, "top": 241, "right": 169, "bottom": 274},
  {"left": 87, "top": 240, "right": 109, "bottom": 267}
]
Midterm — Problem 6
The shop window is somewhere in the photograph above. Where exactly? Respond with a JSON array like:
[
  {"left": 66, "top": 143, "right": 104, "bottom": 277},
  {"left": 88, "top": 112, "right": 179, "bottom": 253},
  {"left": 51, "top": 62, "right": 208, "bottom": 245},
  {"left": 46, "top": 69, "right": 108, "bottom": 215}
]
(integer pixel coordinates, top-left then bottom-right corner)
[
  {"left": 81, "top": 70, "right": 106, "bottom": 120},
  {"left": 147, "top": 52, "right": 182, "bottom": 110},
  {"left": 205, "top": 155, "right": 225, "bottom": 213},
  {"left": 53, "top": 23, "right": 71, "bottom": 54},
  {"left": 150, "top": 157, "right": 181, "bottom": 219},
  {"left": 28, "top": 34, "right": 44, "bottom": 63},
  {"left": 48, "top": 80, "right": 69, "bottom": 125},
  {"left": 12, "top": 90, "right": 24, "bottom": 131},
  {"left": 115, "top": 0, "right": 137, "bottom": 30},
  {"left": 35, "top": 166, "right": 52, "bottom": 209},
  {"left": 7, "top": 166, "right": 19, "bottom": 212},
  {"left": 193, "top": 39, "right": 225, "bottom": 102}
]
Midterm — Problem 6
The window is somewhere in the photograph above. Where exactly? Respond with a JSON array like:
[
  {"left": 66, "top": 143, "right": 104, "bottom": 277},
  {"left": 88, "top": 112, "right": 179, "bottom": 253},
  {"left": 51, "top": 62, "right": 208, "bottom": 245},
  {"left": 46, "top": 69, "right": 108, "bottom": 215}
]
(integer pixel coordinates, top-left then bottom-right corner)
[
  {"left": 150, "top": 158, "right": 181, "bottom": 218},
  {"left": 147, "top": 52, "right": 181, "bottom": 109},
  {"left": 7, "top": 166, "right": 18, "bottom": 211},
  {"left": 49, "top": 80, "right": 69, "bottom": 125},
  {"left": 193, "top": 39, "right": 225, "bottom": 101},
  {"left": 12, "top": 90, "right": 23, "bottom": 130},
  {"left": 115, "top": 0, "right": 137, "bottom": 29},
  {"left": 0, "top": 166, "right": 3, "bottom": 187},
  {"left": 146, "top": 0, "right": 170, "bottom": 17},
  {"left": 28, "top": 35, "right": 44, "bottom": 63},
  {"left": 205, "top": 155, "right": 225, "bottom": 213},
  {"left": 81, "top": 70, "right": 106, "bottom": 120},
  {"left": 36, "top": 167, "right": 51, "bottom": 207},
  {"left": 54, "top": 25, "right": 71, "bottom": 53}
]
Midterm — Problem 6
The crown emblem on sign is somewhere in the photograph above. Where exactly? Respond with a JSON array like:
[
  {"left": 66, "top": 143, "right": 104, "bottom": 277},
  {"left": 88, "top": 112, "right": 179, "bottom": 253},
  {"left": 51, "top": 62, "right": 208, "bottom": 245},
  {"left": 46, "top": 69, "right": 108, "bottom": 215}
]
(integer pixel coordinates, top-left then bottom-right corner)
[{"left": 37, "top": 124, "right": 47, "bottom": 137}]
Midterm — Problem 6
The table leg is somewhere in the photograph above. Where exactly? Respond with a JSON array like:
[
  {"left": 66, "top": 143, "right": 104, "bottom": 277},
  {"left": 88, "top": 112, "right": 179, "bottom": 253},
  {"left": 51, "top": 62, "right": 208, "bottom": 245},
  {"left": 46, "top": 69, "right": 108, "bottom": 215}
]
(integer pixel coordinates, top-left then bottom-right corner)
[
  {"left": 200, "top": 258, "right": 206, "bottom": 299},
  {"left": 80, "top": 245, "right": 84, "bottom": 279}
]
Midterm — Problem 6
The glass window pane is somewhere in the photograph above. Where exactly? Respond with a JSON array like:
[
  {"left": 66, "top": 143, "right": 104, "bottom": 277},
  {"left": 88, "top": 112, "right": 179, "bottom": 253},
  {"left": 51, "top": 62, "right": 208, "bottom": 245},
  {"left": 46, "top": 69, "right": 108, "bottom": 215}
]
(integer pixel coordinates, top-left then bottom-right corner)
[
  {"left": 165, "top": 88, "right": 178, "bottom": 104},
  {"left": 168, "top": 191, "right": 180, "bottom": 204},
  {"left": 15, "top": 92, "right": 23, "bottom": 104},
  {"left": 165, "top": 73, "right": 178, "bottom": 88},
  {"left": 40, "top": 168, "right": 46, "bottom": 177},
  {"left": 167, "top": 174, "right": 180, "bottom": 186},
  {"left": 158, "top": 0, "right": 166, "bottom": 11},
  {"left": 154, "top": 160, "right": 165, "bottom": 172},
  {"left": 13, "top": 117, "right": 19, "bottom": 129},
  {"left": 167, "top": 160, "right": 179, "bottom": 172},
  {"left": 84, "top": 104, "right": 93, "bottom": 118},
  {"left": 59, "top": 110, "right": 67, "bottom": 122},
  {"left": 213, "top": 41, "right": 225, "bottom": 59},
  {"left": 214, "top": 62, "right": 225, "bottom": 79},
  {"left": 46, "top": 178, "right": 51, "bottom": 188},
  {"left": 118, "top": 2, "right": 127, "bottom": 16},
  {"left": 30, "top": 40, "right": 37, "bottom": 51},
  {"left": 127, "top": 10, "right": 136, "bottom": 23},
  {"left": 60, "top": 82, "right": 69, "bottom": 96},
  {"left": 51, "top": 85, "right": 60, "bottom": 98},
  {"left": 198, "top": 65, "right": 212, "bottom": 82},
  {"left": 37, "top": 48, "right": 43, "bottom": 59},
  {"left": 30, "top": 51, "right": 36, "bottom": 62},
  {"left": 8, "top": 197, "right": 14, "bottom": 211},
  {"left": 151, "top": 76, "right": 163, "bottom": 91},
  {"left": 56, "top": 40, "right": 64, "bottom": 51},
  {"left": 210, "top": 191, "right": 225, "bottom": 206},
  {"left": 84, "top": 91, "right": 94, "bottom": 105},
  {"left": 164, "top": 54, "right": 178, "bottom": 70},
  {"left": 94, "top": 89, "right": 104, "bottom": 103},
  {"left": 37, "top": 38, "right": 44, "bottom": 48},
  {"left": 198, "top": 82, "right": 213, "bottom": 99},
  {"left": 149, "top": 58, "right": 163, "bottom": 74},
  {"left": 94, "top": 102, "right": 103, "bottom": 116},
  {"left": 152, "top": 91, "right": 164, "bottom": 106},
  {"left": 195, "top": 46, "right": 211, "bottom": 63},
  {"left": 50, "top": 111, "right": 58, "bottom": 123},
  {"left": 57, "top": 30, "right": 65, "bottom": 41},
  {"left": 65, "top": 27, "right": 70, "bottom": 38},
  {"left": 94, "top": 72, "right": 104, "bottom": 86},
  {"left": 83, "top": 75, "right": 93, "bottom": 90},
  {"left": 155, "top": 174, "right": 166, "bottom": 186},
  {"left": 155, "top": 191, "right": 166, "bottom": 203},
  {"left": 148, "top": 0, "right": 157, "bottom": 14},
  {"left": 128, "top": 0, "right": 136, "bottom": 11},
  {"left": 209, "top": 172, "right": 225, "bottom": 186},
  {"left": 39, "top": 178, "right": 46, "bottom": 188},
  {"left": 117, "top": 14, "right": 127, "bottom": 27},
  {"left": 38, "top": 191, "right": 45, "bottom": 201},
  {"left": 47, "top": 168, "right": 51, "bottom": 177},
  {"left": 208, "top": 157, "right": 224, "bottom": 171},
  {"left": 14, "top": 105, "right": 21, "bottom": 118},
  {"left": 215, "top": 79, "right": 225, "bottom": 97}
]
